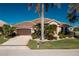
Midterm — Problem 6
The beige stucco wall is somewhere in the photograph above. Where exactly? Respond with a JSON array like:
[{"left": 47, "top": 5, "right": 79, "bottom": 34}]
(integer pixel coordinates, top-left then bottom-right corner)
[{"left": 57, "top": 26, "right": 61, "bottom": 34}]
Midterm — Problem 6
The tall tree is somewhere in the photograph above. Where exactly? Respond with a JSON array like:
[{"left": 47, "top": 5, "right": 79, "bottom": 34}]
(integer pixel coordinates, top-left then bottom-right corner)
[
  {"left": 67, "top": 3, "right": 79, "bottom": 24},
  {"left": 3, "top": 24, "right": 11, "bottom": 37},
  {"left": 28, "top": 3, "right": 61, "bottom": 41},
  {"left": 67, "top": 3, "right": 79, "bottom": 37},
  {"left": 3, "top": 24, "right": 16, "bottom": 37}
]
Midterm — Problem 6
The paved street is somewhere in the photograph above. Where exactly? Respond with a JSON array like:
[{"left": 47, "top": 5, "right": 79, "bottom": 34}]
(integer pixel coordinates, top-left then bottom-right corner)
[{"left": 0, "top": 46, "right": 79, "bottom": 56}]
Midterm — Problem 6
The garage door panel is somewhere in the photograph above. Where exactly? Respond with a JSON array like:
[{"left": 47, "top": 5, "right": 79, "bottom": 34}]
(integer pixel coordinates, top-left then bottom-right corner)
[{"left": 16, "top": 29, "right": 31, "bottom": 35}]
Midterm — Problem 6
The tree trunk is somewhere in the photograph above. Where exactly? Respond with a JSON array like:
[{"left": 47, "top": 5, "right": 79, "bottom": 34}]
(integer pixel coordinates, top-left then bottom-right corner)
[{"left": 41, "top": 3, "right": 44, "bottom": 41}]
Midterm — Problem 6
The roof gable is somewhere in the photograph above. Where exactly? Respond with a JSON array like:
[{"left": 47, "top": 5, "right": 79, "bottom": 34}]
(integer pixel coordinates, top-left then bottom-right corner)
[
  {"left": 13, "top": 21, "right": 35, "bottom": 28},
  {"left": 32, "top": 18, "right": 53, "bottom": 24}
]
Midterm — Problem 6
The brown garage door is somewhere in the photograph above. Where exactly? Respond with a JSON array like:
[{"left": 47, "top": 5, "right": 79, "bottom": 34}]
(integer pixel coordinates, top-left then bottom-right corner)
[{"left": 16, "top": 29, "right": 31, "bottom": 35}]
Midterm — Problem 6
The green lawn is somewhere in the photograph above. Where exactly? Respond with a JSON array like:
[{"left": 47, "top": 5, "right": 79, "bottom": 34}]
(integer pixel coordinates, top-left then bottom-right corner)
[
  {"left": 27, "top": 40, "right": 38, "bottom": 49},
  {"left": 27, "top": 39, "right": 79, "bottom": 49},
  {"left": 0, "top": 35, "right": 8, "bottom": 44}
]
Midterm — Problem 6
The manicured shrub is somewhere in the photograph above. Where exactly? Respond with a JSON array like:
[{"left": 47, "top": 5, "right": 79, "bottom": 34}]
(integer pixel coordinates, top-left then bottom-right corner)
[
  {"left": 32, "top": 23, "right": 57, "bottom": 40},
  {"left": 47, "top": 33, "right": 57, "bottom": 40},
  {"left": 31, "top": 33, "right": 38, "bottom": 39},
  {"left": 58, "top": 31, "right": 72, "bottom": 39}
]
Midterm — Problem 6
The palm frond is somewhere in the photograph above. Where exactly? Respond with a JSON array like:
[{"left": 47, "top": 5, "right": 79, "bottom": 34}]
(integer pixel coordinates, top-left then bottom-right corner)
[
  {"left": 68, "top": 3, "right": 77, "bottom": 8},
  {"left": 67, "top": 3, "right": 79, "bottom": 23},
  {"left": 36, "top": 3, "right": 40, "bottom": 16},
  {"left": 56, "top": 3, "right": 61, "bottom": 8},
  {"left": 51, "top": 3, "right": 54, "bottom": 7},
  {"left": 28, "top": 3, "right": 32, "bottom": 11},
  {"left": 45, "top": 3, "right": 49, "bottom": 12},
  {"left": 67, "top": 13, "right": 78, "bottom": 23}
]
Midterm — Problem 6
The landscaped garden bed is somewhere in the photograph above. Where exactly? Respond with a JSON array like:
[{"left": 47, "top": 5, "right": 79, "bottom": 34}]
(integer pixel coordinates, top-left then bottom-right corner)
[{"left": 27, "top": 39, "right": 79, "bottom": 49}]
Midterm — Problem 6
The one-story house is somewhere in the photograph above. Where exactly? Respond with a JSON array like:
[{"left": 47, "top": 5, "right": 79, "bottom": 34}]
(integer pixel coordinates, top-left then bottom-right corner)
[{"left": 13, "top": 18, "right": 70, "bottom": 36}]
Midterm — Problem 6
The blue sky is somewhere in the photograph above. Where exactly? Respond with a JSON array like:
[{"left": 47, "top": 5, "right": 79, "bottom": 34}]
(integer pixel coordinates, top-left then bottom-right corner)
[{"left": 0, "top": 3, "right": 79, "bottom": 26}]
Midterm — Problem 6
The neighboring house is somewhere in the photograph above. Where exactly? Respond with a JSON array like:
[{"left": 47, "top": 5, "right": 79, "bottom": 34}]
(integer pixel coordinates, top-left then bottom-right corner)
[
  {"left": 0, "top": 20, "right": 7, "bottom": 34},
  {"left": 13, "top": 18, "right": 70, "bottom": 36},
  {"left": 73, "top": 26, "right": 79, "bottom": 38},
  {"left": 74, "top": 26, "right": 79, "bottom": 31}
]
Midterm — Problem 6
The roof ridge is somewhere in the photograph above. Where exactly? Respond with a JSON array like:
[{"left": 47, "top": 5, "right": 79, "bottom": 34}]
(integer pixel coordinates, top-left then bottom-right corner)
[
  {"left": 13, "top": 18, "right": 51, "bottom": 25},
  {"left": 32, "top": 18, "right": 53, "bottom": 23},
  {"left": 32, "top": 18, "right": 40, "bottom": 22},
  {"left": 13, "top": 20, "right": 35, "bottom": 25},
  {"left": 13, "top": 18, "right": 69, "bottom": 26}
]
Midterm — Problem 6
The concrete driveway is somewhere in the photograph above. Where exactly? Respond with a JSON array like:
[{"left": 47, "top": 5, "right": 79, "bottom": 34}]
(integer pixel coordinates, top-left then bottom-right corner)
[{"left": 2, "top": 35, "right": 32, "bottom": 46}]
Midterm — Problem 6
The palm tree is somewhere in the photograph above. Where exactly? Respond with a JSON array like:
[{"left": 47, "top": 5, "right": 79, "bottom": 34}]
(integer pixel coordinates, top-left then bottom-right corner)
[
  {"left": 33, "top": 23, "right": 57, "bottom": 40},
  {"left": 41, "top": 4, "right": 44, "bottom": 41},
  {"left": 28, "top": 3, "right": 61, "bottom": 41},
  {"left": 3, "top": 24, "right": 11, "bottom": 37},
  {"left": 67, "top": 3, "right": 79, "bottom": 37},
  {"left": 67, "top": 3, "right": 79, "bottom": 24},
  {"left": 3, "top": 24, "right": 16, "bottom": 38}
]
